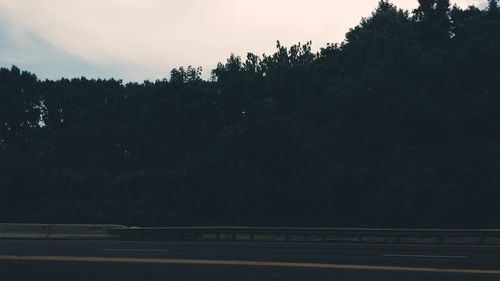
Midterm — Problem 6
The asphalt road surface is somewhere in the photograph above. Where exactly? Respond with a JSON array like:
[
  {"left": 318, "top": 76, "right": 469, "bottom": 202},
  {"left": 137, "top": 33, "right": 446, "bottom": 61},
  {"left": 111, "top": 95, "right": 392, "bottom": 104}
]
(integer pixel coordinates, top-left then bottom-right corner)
[{"left": 1, "top": 239, "right": 500, "bottom": 281}]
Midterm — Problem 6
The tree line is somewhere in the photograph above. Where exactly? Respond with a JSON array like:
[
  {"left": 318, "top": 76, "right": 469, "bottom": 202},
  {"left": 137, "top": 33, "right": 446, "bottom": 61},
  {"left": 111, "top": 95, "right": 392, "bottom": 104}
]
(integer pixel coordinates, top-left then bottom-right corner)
[{"left": 1, "top": 1, "right": 500, "bottom": 227}]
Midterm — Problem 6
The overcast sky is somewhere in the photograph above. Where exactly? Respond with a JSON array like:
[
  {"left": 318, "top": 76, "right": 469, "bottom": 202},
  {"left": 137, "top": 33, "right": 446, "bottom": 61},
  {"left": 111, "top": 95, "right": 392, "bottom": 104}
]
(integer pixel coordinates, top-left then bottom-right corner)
[{"left": 0, "top": 0, "right": 487, "bottom": 81}]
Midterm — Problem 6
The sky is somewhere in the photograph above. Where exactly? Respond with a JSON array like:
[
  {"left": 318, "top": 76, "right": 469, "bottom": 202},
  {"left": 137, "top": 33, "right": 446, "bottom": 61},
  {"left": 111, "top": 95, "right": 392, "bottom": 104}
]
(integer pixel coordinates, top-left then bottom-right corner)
[{"left": 0, "top": 0, "right": 488, "bottom": 82}]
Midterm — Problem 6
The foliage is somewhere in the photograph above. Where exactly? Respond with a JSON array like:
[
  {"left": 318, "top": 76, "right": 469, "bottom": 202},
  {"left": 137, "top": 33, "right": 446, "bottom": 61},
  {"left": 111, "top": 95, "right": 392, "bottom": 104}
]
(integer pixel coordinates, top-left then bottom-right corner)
[{"left": 1, "top": 1, "right": 499, "bottom": 227}]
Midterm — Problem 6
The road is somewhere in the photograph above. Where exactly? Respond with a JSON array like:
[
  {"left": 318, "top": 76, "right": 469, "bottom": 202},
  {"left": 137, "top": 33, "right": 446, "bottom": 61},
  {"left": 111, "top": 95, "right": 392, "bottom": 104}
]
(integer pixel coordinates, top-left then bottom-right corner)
[{"left": 1, "top": 239, "right": 500, "bottom": 280}]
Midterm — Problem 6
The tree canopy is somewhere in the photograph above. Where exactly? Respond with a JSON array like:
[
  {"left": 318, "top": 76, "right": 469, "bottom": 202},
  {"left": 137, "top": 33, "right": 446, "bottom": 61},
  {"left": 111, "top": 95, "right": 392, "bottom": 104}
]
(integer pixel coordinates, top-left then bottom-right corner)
[{"left": 1, "top": 1, "right": 499, "bottom": 227}]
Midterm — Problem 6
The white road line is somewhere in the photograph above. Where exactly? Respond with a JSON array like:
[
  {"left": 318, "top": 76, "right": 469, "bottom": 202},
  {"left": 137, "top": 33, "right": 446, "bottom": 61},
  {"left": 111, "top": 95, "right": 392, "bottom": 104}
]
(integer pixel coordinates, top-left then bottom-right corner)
[
  {"left": 383, "top": 254, "right": 467, "bottom": 259},
  {"left": 102, "top": 249, "right": 170, "bottom": 252}
]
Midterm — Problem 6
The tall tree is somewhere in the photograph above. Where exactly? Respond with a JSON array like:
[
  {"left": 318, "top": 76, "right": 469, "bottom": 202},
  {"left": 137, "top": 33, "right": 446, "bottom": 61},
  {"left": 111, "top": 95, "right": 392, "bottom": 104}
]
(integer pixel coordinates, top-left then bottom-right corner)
[
  {"left": 488, "top": 0, "right": 499, "bottom": 17},
  {"left": 416, "top": 0, "right": 450, "bottom": 21},
  {"left": 416, "top": 0, "right": 435, "bottom": 20},
  {"left": 435, "top": 0, "right": 450, "bottom": 20}
]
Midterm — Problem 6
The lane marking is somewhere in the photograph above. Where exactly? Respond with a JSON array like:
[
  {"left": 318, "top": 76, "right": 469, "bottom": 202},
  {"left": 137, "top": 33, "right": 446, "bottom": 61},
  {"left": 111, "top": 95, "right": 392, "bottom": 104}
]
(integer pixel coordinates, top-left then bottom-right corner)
[
  {"left": 1, "top": 255, "right": 499, "bottom": 275},
  {"left": 102, "top": 249, "right": 170, "bottom": 252},
  {"left": 383, "top": 254, "right": 467, "bottom": 259}
]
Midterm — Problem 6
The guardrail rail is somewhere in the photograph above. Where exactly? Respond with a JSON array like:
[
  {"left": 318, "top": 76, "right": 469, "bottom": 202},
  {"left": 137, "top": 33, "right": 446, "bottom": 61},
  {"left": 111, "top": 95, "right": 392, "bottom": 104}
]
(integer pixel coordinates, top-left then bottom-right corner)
[
  {"left": 108, "top": 227, "right": 500, "bottom": 245},
  {"left": 0, "top": 223, "right": 127, "bottom": 239}
]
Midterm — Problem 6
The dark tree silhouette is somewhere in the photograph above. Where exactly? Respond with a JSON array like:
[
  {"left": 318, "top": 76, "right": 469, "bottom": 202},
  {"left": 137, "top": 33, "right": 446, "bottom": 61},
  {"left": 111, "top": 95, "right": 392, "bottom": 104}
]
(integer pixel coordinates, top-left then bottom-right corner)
[
  {"left": 488, "top": 0, "right": 499, "bottom": 17},
  {"left": 1, "top": 1, "right": 499, "bottom": 227}
]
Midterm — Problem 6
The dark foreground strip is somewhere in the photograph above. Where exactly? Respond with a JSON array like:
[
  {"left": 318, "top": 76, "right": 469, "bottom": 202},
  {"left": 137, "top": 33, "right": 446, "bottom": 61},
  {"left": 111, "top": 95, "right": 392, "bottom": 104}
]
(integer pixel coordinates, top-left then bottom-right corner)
[{"left": 1, "top": 255, "right": 499, "bottom": 275}]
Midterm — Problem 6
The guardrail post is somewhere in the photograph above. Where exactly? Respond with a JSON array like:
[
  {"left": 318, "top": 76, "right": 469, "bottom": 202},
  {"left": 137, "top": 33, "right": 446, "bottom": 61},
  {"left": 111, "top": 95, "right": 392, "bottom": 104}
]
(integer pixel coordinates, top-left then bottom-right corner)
[{"left": 46, "top": 224, "right": 52, "bottom": 239}]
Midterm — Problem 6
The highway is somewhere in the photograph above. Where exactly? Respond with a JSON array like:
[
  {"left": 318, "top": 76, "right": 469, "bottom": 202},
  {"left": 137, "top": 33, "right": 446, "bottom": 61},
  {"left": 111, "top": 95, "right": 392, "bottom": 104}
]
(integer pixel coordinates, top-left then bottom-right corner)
[{"left": 1, "top": 239, "right": 500, "bottom": 280}]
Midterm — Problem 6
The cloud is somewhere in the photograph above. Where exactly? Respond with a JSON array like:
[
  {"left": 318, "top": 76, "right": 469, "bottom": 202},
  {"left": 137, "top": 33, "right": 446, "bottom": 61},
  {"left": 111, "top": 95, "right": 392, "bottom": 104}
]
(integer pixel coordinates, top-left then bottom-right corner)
[{"left": 0, "top": 0, "right": 488, "bottom": 81}]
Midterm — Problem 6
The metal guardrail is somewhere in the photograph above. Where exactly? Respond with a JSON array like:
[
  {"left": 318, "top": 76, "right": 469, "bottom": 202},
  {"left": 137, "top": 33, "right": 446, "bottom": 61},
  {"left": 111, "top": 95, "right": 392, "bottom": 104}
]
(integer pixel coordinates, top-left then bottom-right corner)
[
  {"left": 108, "top": 227, "right": 500, "bottom": 245},
  {"left": 0, "top": 224, "right": 126, "bottom": 239}
]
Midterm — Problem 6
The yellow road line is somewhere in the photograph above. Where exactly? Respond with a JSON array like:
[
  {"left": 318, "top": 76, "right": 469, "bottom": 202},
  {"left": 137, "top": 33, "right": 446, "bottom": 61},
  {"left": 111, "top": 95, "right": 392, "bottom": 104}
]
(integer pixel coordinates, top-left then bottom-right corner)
[{"left": 1, "top": 255, "right": 499, "bottom": 275}]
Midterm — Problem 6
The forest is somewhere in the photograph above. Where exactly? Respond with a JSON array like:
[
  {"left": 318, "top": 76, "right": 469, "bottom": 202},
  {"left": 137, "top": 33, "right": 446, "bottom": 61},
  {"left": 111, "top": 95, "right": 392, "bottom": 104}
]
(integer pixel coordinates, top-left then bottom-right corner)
[{"left": 1, "top": 1, "right": 500, "bottom": 227}]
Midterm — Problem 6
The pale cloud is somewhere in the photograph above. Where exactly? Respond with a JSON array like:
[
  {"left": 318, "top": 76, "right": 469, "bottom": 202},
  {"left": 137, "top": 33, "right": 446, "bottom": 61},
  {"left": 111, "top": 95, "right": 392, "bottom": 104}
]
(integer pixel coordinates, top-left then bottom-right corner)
[{"left": 0, "top": 0, "right": 488, "bottom": 81}]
